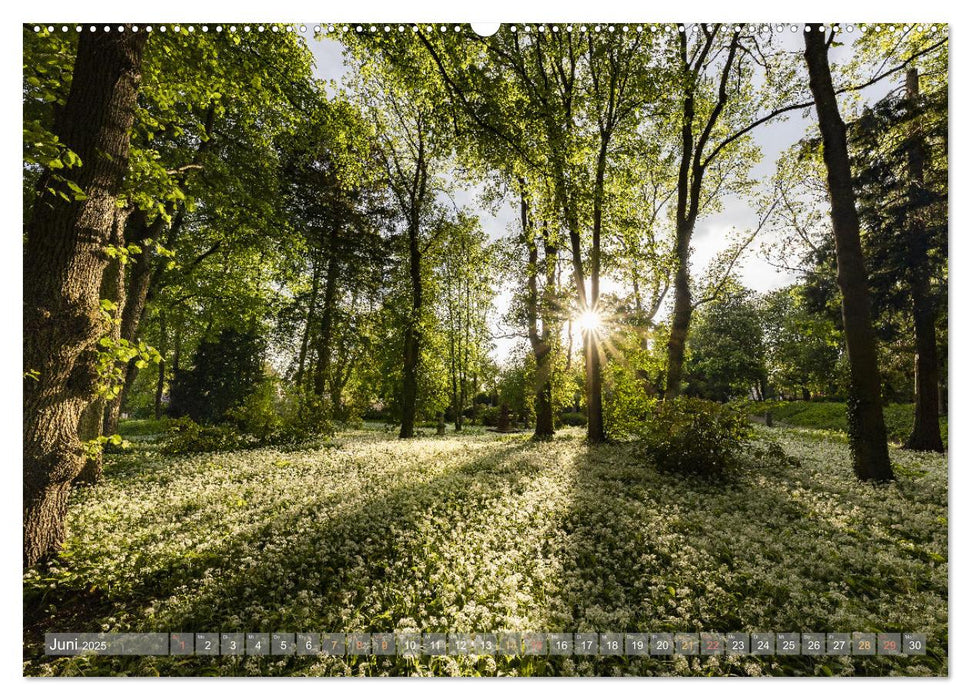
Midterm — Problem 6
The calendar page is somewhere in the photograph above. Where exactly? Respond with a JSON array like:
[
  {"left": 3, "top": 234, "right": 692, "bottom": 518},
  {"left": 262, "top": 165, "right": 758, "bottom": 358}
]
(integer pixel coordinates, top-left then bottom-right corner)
[{"left": 21, "top": 14, "right": 949, "bottom": 680}]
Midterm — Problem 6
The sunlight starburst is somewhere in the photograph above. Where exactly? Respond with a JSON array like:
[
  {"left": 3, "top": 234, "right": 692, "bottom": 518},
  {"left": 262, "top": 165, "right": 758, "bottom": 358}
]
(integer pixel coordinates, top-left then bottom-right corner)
[{"left": 577, "top": 309, "right": 603, "bottom": 334}]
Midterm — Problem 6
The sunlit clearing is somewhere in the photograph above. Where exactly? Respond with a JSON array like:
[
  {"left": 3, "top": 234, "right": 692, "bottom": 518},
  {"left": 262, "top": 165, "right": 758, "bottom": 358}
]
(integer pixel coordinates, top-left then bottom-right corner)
[{"left": 577, "top": 309, "right": 603, "bottom": 334}]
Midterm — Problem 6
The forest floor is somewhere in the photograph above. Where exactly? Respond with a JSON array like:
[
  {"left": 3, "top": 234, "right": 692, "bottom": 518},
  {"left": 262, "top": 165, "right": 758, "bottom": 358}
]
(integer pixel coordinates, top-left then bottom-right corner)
[{"left": 23, "top": 424, "right": 947, "bottom": 677}]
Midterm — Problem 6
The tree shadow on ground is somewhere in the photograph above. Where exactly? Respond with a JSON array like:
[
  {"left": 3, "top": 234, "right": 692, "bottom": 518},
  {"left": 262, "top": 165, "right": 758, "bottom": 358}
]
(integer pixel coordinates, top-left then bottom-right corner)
[
  {"left": 535, "top": 435, "right": 946, "bottom": 675},
  {"left": 24, "top": 433, "right": 538, "bottom": 673}
]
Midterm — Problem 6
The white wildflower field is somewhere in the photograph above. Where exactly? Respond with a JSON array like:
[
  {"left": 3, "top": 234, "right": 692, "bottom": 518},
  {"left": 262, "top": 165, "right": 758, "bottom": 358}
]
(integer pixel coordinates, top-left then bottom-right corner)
[{"left": 23, "top": 425, "right": 947, "bottom": 677}]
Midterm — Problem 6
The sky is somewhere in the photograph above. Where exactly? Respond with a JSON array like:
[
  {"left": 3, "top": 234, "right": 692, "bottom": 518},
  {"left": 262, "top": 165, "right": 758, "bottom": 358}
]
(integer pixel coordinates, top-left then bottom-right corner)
[{"left": 301, "top": 25, "right": 900, "bottom": 363}]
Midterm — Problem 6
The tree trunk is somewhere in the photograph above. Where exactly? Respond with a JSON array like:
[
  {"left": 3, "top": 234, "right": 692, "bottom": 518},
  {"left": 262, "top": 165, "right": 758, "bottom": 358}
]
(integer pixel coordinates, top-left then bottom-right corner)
[
  {"left": 75, "top": 208, "right": 128, "bottom": 486},
  {"left": 458, "top": 268, "right": 471, "bottom": 432},
  {"left": 565, "top": 319, "right": 573, "bottom": 371},
  {"left": 521, "top": 190, "right": 555, "bottom": 440},
  {"left": 399, "top": 215, "right": 422, "bottom": 439},
  {"left": 664, "top": 31, "right": 739, "bottom": 398},
  {"left": 74, "top": 399, "right": 105, "bottom": 486},
  {"left": 295, "top": 255, "right": 321, "bottom": 388},
  {"left": 152, "top": 309, "right": 168, "bottom": 420},
  {"left": 584, "top": 333, "right": 605, "bottom": 441},
  {"left": 314, "top": 235, "right": 339, "bottom": 403},
  {"left": 804, "top": 27, "right": 893, "bottom": 481},
  {"left": 23, "top": 29, "right": 146, "bottom": 567},
  {"left": 102, "top": 104, "right": 214, "bottom": 434},
  {"left": 902, "top": 68, "right": 944, "bottom": 452},
  {"left": 447, "top": 263, "right": 461, "bottom": 431},
  {"left": 584, "top": 143, "right": 608, "bottom": 443},
  {"left": 665, "top": 252, "right": 692, "bottom": 399},
  {"left": 153, "top": 357, "right": 166, "bottom": 420},
  {"left": 102, "top": 212, "right": 163, "bottom": 434}
]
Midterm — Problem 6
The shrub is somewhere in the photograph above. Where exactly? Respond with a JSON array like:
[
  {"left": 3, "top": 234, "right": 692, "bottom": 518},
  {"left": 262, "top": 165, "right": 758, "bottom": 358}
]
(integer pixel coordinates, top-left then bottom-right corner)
[
  {"left": 362, "top": 407, "right": 390, "bottom": 421},
  {"left": 287, "top": 389, "right": 333, "bottom": 437},
  {"left": 479, "top": 405, "right": 499, "bottom": 427},
  {"left": 168, "top": 328, "right": 265, "bottom": 424},
  {"left": 225, "top": 379, "right": 283, "bottom": 440},
  {"left": 634, "top": 397, "right": 754, "bottom": 479},
  {"left": 162, "top": 417, "right": 257, "bottom": 454},
  {"left": 558, "top": 411, "right": 587, "bottom": 427}
]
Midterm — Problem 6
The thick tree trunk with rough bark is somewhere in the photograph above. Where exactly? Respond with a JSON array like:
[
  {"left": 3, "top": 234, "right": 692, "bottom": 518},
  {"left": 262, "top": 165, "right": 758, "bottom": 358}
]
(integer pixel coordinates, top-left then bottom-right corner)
[
  {"left": 23, "top": 29, "right": 146, "bottom": 566},
  {"left": 804, "top": 27, "right": 893, "bottom": 481},
  {"left": 902, "top": 68, "right": 944, "bottom": 453}
]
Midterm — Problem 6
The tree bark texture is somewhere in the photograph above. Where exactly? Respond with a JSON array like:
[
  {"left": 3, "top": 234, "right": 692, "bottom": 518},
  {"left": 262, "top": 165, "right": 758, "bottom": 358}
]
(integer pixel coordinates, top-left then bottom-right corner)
[
  {"left": 23, "top": 29, "right": 147, "bottom": 566},
  {"left": 902, "top": 68, "right": 944, "bottom": 452},
  {"left": 804, "top": 27, "right": 893, "bottom": 481}
]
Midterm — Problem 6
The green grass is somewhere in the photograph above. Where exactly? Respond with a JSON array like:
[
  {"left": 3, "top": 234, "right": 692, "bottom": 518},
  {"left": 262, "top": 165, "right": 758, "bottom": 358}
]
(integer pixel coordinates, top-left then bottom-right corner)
[
  {"left": 117, "top": 418, "right": 171, "bottom": 438},
  {"left": 762, "top": 402, "right": 948, "bottom": 447},
  {"left": 24, "top": 426, "right": 947, "bottom": 677}
]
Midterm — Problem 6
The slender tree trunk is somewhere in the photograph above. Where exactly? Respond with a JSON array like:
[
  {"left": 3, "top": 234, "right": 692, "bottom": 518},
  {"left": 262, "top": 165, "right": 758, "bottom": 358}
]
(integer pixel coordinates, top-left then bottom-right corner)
[
  {"left": 75, "top": 208, "right": 129, "bottom": 485},
  {"left": 804, "top": 27, "right": 893, "bottom": 481},
  {"left": 665, "top": 249, "right": 692, "bottom": 399},
  {"left": 172, "top": 318, "right": 182, "bottom": 373},
  {"left": 102, "top": 212, "right": 163, "bottom": 434},
  {"left": 520, "top": 188, "right": 555, "bottom": 439},
  {"left": 154, "top": 311, "right": 167, "bottom": 421},
  {"left": 399, "top": 213, "right": 422, "bottom": 438},
  {"left": 664, "top": 31, "right": 739, "bottom": 398},
  {"left": 314, "top": 236, "right": 339, "bottom": 402},
  {"left": 103, "top": 104, "right": 214, "bottom": 434},
  {"left": 23, "top": 29, "right": 146, "bottom": 567},
  {"left": 295, "top": 255, "right": 321, "bottom": 389},
  {"left": 584, "top": 143, "right": 608, "bottom": 443},
  {"left": 449, "top": 298, "right": 460, "bottom": 431},
  {"left": 902, "top": 68, "right": 944, "bottom": 452},
  {"left": 458, "top": 269, "right": 471, "bottom": 432},
  {"left": 565, "top": 319, "right": 573, "bottom": 371},
  {"left": 74, "top": 399, "right": 105, "bottom": 486},
  {"left": 665, "top": 54, "right": 698, "bottom": 400}
]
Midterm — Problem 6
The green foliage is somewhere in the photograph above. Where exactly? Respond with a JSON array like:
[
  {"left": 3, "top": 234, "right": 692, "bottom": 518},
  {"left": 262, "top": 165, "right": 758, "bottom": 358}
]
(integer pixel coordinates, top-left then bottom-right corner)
[
  {"left": 164, "top": 379, "right": 335, "bottom": 454},
  {"left": 94, "top": 299, "right": 162, "bottom": 400},
  {"left": 81, "top": 432, "right": 131, "bottom": 460},
  {"left": 634, "top": 398, "right": 755, "bottom": 479},
  {"left": 224, "top": 378, "right": 284, "bottom": 440},
  {"left": 478, "top": 405, "right": 500, "bottom": 427},
  {"left": 496, "top": 356, "right": 534, "bottom": 425},
  {"left": 760, "top": 285, "right": 845, "bottom": 399},
  {"left": 168, "top": 328, "right": 265, "bottom": 425},
  {"left": 558, "top": 411, "right": 587, "bottom": 427},
  {"left": 162, "top": 417, "right": 258, "bottom": 454},
  {"left": 686, "top": 283, "right": 767, "bottom": 401},
  {"left": 604, "top": 329, "right": 668, "bottom": 437}
]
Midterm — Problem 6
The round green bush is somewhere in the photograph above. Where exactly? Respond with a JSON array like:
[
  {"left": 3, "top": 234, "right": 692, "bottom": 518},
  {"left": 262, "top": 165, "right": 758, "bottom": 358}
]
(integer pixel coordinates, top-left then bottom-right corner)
[{"left": 634, "top": 397, "right": 754, "bottom": 479}]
